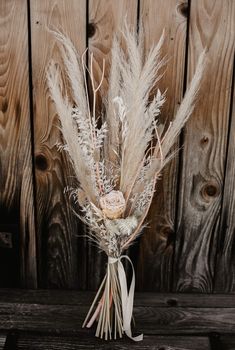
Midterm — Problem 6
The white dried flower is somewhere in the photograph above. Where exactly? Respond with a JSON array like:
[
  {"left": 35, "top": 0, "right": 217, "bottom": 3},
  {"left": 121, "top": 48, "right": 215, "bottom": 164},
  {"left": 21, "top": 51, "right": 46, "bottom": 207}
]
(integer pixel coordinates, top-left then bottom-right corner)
[
  {"left": 100, "top": 190, "right": 126, "bottom": 219},
  {"left": 105, "top": 216, "right": 138, "bottom": 237}
]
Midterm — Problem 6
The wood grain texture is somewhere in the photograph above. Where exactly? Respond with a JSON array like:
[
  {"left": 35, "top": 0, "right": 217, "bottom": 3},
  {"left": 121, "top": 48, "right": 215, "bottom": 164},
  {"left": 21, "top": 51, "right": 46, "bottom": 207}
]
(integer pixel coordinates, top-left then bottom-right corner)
[
  {"left": 1, "top": 297, "right": 235, "bottom": 335},
  {"left": 0, "top": 0, "right": 37, "bottom": 287},
  {"left": 30, "top": 0, "right": 87, "bottom": 288},
  {"left": 0, "top": 0, "right": 234, "bottom": 295},
  {"left": 1, "top": 289, "right": 235, "bottom": 349},
  {"left": 88, "top": 0, "right": 138, "bottom": 97},
  {"left": 214, "top": 68, "right": 235, "bottom": 292},
  {"left": 136, "top": 0, "right": 188, "bottom": 292},
  {"left": 87, "top": 0, "right": 138, "bottom": 290},
  {"left": 16, "top": 334, "right": 210, "bottom": 350},
  {"left": 1, "top": 289, "right": 235, "bottom": 307},
  {"left": 173, "top": 0, "right": 235, "bottom": 292}
]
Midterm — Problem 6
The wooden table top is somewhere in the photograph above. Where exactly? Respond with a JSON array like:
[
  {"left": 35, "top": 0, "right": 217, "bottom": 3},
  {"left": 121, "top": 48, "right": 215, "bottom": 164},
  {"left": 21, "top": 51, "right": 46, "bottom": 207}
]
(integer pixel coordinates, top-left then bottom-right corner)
[{"left": 0, "top": 289, "right": 235, "bottom": 349}]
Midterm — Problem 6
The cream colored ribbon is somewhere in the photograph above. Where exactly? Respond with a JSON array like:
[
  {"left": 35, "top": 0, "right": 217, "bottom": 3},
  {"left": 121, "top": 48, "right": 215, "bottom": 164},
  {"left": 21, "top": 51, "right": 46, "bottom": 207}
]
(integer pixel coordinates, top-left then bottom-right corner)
[{"left": 109, "top": 255, "right": 143, "bottom": 341}]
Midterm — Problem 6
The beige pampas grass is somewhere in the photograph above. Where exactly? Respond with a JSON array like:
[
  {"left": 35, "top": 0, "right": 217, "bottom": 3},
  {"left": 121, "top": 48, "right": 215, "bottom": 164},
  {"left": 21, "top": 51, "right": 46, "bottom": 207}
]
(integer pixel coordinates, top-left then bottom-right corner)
[{"left": 47, "top": 23, "right": 206, "bottom": 341}]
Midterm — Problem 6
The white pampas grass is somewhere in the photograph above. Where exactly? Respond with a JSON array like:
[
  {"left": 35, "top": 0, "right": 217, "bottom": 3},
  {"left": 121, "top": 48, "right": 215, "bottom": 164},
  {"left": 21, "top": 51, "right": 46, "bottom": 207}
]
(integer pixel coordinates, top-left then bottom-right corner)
[
  {"left": 47, "top": 23, "right": 206, "bottom": 340},
  {"left": 47, "top": 62, "right": 98, "bottom": 204}
]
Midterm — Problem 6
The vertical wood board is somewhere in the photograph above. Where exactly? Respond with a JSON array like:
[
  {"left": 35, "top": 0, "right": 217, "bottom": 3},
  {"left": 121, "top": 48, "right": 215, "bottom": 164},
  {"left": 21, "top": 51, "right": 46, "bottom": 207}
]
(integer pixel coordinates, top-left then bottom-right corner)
[
  {"left": 0, "top": 0, "right": 233, "bottom": 293},
  {"left": 136, "top": 0, "right": 188, "bottom": 291},
  {"left": 30, "top": 0, "right": 87, "bottom": 288},
  {"left": 214, "top": 61, "right": 235, "bottom": 292},
  {"left": 0, "top": 0, "right": 37, "bottom": 288},
  {"left": 174, "top": 0, "right": 235, "bottom": 292}
]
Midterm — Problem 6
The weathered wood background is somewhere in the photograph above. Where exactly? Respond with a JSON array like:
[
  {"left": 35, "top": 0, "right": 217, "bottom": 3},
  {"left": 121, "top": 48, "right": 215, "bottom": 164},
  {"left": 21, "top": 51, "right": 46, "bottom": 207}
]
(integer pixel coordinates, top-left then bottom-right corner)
[{"left": 0, "top": 0, "right": 234, "bottom": 293}]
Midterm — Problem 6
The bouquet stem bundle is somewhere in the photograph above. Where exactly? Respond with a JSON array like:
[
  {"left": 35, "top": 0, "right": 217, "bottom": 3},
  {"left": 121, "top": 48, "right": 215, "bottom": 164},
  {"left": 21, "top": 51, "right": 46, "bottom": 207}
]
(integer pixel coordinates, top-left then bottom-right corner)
[
  {"left": 47, "top": 22, "right": 206, "bottom": 341},
  {"left": 83, "top": 256, "right": 142, "bottom": 341},
  {"left": 83, "top": 260, "right": 122, "bottom": 340}
]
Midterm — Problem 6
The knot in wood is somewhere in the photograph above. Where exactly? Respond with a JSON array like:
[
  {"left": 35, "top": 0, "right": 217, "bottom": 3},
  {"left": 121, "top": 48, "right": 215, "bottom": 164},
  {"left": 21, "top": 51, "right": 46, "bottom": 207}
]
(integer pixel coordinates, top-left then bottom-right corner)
[
  {"left": 162, "top": 227, "right": 175, "bottom": 248},
  {"left": 201, "top": 182, "right": 219, "bottom": 199},
  {"left": 177, "top": 2, "right": 188, "bottom": 18},
  {"left": 1, "top": 99, "right": 8, "bottom": 113},
  {"left": 87, "top": 22, "right": 96, "bottom": 38},
  {"left": 35, "top": 154, "right": 48, "bottom": 171},
  {"left": 166, "top": 298, "right": 178, "bottom": 306},
  {"left": 200, "top": 136, "right": 209, "bottom": 147}
]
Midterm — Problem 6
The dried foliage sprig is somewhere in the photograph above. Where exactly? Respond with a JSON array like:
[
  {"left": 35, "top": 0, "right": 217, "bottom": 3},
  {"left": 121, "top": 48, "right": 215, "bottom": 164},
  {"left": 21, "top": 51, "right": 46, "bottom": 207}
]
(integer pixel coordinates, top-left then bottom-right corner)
[{"left": 47, "top": 23, "right": 206, "bottom": 341}]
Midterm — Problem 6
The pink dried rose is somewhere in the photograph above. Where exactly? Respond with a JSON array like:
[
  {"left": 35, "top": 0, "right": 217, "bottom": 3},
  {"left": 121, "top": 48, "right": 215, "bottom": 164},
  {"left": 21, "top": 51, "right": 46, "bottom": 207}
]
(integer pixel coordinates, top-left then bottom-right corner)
[{"left": 100, "top": 190, "right": 126, "bottom": 219}]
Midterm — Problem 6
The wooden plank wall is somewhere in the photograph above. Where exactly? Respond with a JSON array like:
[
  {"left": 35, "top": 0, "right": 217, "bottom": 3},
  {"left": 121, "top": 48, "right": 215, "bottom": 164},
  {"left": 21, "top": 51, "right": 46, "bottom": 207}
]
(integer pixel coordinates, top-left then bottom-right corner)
[
  {"left": 0, "top": 0, "right": 234, "bottom": 292},
  {"left": 174, "top": 0, "right": 235, "bottom": 293},
  {"left": 0, "top": 0, "right": 37, "bottom": 288}
]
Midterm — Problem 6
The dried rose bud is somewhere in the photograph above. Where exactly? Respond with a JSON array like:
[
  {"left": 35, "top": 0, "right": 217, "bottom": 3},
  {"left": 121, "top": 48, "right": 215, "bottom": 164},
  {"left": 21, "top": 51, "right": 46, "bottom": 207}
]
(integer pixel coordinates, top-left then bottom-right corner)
[{"left": 100, "top": 190, "right": 126, "bottom": 219}]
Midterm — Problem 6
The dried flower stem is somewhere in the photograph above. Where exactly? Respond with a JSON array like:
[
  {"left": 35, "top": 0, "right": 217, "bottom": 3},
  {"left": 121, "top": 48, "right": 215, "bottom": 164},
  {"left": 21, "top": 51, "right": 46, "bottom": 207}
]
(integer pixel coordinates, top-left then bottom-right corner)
[
  {"left": 82, "top": 274, "right": 106, "bottom": 328},
  {"left": 90, "top": 54, "right": 106, "bottom": 194},
  {"left": 122, "top": 172, "right": 158, "bottom": 250},
  {"left": 81, "top": 50, "right": 105, "bottom": 195},
  {"left": 154, "top": 124, "right": 164, "bottom": 168},
  {"left": 88, "top": 261, "right": 123, "bottom": 340}
]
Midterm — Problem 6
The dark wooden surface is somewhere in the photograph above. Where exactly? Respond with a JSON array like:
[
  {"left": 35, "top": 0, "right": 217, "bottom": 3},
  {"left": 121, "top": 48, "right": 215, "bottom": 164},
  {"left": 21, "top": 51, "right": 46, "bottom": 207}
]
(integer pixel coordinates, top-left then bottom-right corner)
[
  {"left": 214, "top": 69, "right": 235, "bottom": 293},
  {"left": 1, "top": 333, "right": 211, "bottom": 350},
  {"left": 2, "top": 288, "right": 235, "bottom": 307},
  {"left": 1, "top": 290, "right": 235, "bottom": 349},
  {"left": 14, "top": 334, "right": 212, "bottom": 350}
]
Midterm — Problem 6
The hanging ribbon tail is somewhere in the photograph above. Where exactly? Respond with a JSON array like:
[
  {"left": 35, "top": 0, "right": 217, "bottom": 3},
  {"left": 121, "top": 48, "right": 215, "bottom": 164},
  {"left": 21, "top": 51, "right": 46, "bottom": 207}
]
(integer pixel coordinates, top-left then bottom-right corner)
[{"left": 109, "top": 255, "right": 143, "bottom": 341}]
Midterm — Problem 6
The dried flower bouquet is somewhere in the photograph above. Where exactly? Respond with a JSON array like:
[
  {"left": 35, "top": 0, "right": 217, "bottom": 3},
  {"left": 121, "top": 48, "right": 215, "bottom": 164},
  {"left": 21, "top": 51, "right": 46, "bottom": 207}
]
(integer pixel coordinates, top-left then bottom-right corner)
[{"left": 47, "top": 23, "right": 205, "bottom": 341}]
